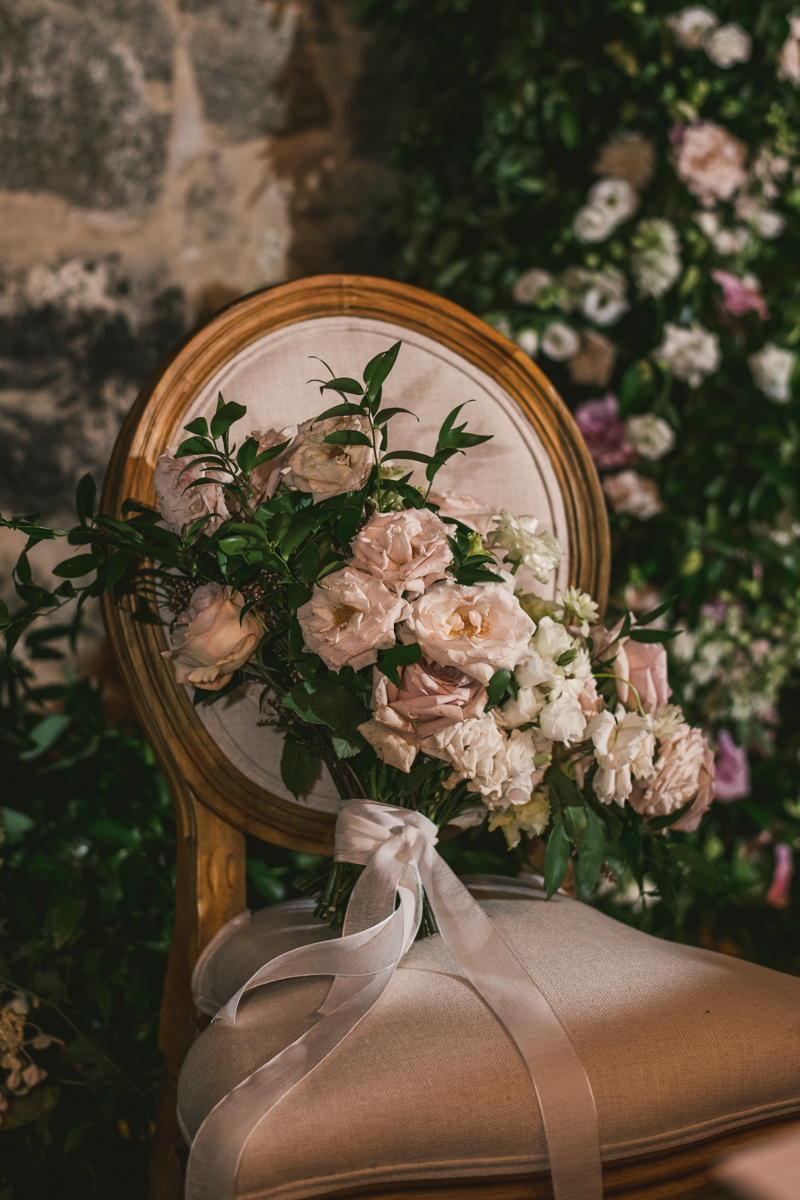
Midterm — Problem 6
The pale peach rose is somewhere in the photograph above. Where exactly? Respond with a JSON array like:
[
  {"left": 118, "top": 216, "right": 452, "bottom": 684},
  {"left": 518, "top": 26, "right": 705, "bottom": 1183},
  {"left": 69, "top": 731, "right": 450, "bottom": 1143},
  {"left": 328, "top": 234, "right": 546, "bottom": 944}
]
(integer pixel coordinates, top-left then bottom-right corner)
[
  {"left": 603, "top": 470, "right": 663, "bottom": 520},
  {"left": 154, "top": 449, "right": 230, "bottom": 535},
  {"left": 421, "top": 713, "right": 508, "bottom": 800},
  {"left": 400, "top": 582, "right": 535, "bottom": 686},
  {"left": 427, "top": 490, "right": 496, "bottom": 537},
  {"left": 371, "top": 659, "right": 487, "bottom": 742},
  {"left": 297, "top": 567, "right": 409, "bottom": 673},
  {"left": 286, "top": 414, "right": 374, "bottom": 502},
  {"left": 615, "top": 638, "right": 672, "bottom": 714},
  {"left": 578, "top": 674, "right": 603, "bottom": 718},
  {"left": 674, "top": 122, "right": 748, "bottom": 204},
  {"left": 163, "top": 582, "right": 261, "bottom": 691},
  {"left": 631, "top": 724, "right": 715, "bottom": 830},
  {"left": 357, "top": 719, "right": 418, "bottom": 773},
  {"left": 349, "top": 508, "right": 455, "bottom": 596},
  {"left": 569, "top": 331, "right": 616, "bottom": 387},
  {"left": 247, "top": 427, "right": 294, "bottom": 505}
]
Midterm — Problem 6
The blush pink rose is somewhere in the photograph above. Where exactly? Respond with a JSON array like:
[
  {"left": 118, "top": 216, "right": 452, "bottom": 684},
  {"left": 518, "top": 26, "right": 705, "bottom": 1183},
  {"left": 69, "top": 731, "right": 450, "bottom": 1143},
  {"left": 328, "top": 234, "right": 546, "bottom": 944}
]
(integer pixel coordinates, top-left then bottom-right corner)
[
  {"left": 297, "top": 567, "right": 410, "bottom": 672},
  {"left": 350, "top": 508, "right": 455, "bottom": 596},
  {"left": 371, "top": 658, "right": 487, "bottom": 742},
  {"left": 631, "top": 725, "right": 716, "bottom": 831},
  {"left": 615, "top": 638, "right": 672, "bottom": 714},
  {"left": 603, "top": 470, "right": 663, "bottom": 520},
  {"left": 154, "top": 449, "right": 230, "bottom": 535},
  {"left": 575, "top": 394, "right": 636, "bottom": 469},
  {"left": 247, "top": 427, "right": 294, "bottom": 505},
  {"left": 673, "top": 121, "right": 748, "bottom": 204},
  {"left": 400, "top": 581, "right": 535, "bottom": 685},
  {"left": 713, "top": 729, "right": 751, "bottom": 800},
  {"left": 286, "top": 415, "right": 374, "bottom": 503},
  {"left": 711, "top": 270, "right": 769, "bottom": 320},
  {"left": 427, "top": 491, "right": 496, "bottom": 537},
  {"left": 163, "top": 582, "right": 261, "bottom": 691}
]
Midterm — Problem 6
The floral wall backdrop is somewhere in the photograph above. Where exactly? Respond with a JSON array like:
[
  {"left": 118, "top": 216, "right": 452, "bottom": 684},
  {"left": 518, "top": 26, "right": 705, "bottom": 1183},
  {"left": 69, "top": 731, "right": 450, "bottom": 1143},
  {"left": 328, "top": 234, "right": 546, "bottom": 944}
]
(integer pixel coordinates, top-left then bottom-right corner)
[{"left": 368, "top": 0, "right": 800, "bottom": 950}]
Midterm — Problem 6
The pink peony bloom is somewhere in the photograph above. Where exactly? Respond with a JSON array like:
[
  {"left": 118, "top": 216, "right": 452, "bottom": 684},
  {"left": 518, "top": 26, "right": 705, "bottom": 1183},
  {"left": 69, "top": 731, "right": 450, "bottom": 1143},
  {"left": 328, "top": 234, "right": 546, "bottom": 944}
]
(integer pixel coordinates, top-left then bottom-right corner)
[
  {"left": 368, "top": 658, "right": 488, "bottom": 752},
  {"left": 401, "top": 581, "right": 535, "bottom": 686},
  {"left": 711, "top": 270, "right": 769, "bottom": 320},
  {"left": 162, "top": 583, "right": 261, "bottom": 691},
  {"left": 297, "top": 567, "right": 410, "bottom": 672},
  {"left": 575, "top": 394, "right": 636, "bottom": 469},
  {"left": 766, "top": 843, "right": 794, "bottom": 909},
  {"left": 632, "top": 724, "right": 716, "bottom": 830},
  {"left": 713, "top": 730, "right": 751, "bottom": 800},
  {"left": 673, "top": 121, "right": 748, "bottom": 204},
  {"left": 350, "top": 508, "right": 455, "bottom": 596},
  {"left": 616, "top": 638, "right": 672, "bottom": 714}
]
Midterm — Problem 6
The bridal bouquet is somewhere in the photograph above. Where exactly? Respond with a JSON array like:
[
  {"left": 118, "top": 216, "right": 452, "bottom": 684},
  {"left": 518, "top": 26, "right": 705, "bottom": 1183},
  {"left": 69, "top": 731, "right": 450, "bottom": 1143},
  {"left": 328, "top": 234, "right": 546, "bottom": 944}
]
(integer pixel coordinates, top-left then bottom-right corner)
[{"left": 1, "top": 342, "right": 720, "bottom": 923}]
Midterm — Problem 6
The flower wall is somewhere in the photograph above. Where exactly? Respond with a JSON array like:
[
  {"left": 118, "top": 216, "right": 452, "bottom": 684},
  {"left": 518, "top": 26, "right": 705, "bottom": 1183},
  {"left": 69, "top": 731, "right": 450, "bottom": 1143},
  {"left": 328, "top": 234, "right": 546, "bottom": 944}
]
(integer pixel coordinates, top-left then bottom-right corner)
[{"left": 368, "top": 0, "right": 800, "bottom": 933}]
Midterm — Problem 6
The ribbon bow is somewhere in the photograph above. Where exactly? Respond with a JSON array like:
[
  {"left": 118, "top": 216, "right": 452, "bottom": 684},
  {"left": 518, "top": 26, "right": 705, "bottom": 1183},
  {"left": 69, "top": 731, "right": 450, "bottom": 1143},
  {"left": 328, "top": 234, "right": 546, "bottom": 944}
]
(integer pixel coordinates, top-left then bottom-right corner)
[{"left": 185, "top": 801, "right": 602, "bottom": 1200}]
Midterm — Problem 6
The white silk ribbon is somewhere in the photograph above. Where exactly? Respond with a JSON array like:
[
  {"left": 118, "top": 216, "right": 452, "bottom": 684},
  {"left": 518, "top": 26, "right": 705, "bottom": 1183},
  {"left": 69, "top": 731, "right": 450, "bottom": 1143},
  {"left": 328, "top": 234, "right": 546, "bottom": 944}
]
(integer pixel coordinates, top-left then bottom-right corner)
[{"left": 184, "top": 801, "right": 602, "bottom": 1200}]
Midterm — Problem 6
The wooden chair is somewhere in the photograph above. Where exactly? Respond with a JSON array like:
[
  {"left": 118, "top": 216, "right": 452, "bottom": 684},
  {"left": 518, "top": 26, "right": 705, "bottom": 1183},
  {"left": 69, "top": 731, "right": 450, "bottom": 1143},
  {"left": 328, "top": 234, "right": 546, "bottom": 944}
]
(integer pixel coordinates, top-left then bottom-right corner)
[{"left": 100, "top": 276, "right": 799, "bottom": 1200}]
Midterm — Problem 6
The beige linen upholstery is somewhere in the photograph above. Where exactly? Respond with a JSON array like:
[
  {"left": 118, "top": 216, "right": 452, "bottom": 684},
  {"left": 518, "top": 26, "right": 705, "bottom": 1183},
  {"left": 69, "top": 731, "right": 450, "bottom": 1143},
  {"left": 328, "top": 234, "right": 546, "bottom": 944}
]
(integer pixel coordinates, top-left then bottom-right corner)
[{"left": 178, "top": 878, "right": 800, "bottom": 1200}]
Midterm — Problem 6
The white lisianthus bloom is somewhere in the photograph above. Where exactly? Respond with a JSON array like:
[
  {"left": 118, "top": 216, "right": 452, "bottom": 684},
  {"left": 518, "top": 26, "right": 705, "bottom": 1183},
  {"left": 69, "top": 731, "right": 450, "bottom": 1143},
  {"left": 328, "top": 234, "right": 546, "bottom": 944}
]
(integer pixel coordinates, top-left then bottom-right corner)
[
  {"left": 582, "top": 268, "right": 629, "bottom": 326},
  {"left": 401, "top": 581, "right": 535, "bottom": 685},
  {"left": 560, "top": 587, "right": 600, "bottom": 626},
  {"left": 587, "top": 705, "right": 656, "bottom": 805},
  {"left": 631, "top": 218, "right": 682, "bottom": 298},
  {"left": 573, "top": 202, "right": 619, "bottom": 244},
  {"left": 625, "top": 414, "right": 676, "bottom": 460},
  {"left": 515, "top": 328, "right": 539, "bottom": 357},
  {"left": 541, "top": 321, "right": 580, "bottom": 361},
  {"left": 705, "top": 22, "right": 752, "bottom": 68},
  {"left": 512, "top": 268, "right": 554, "bottom": 305},
  {"left": 667, "top": 5, "right": 718, "bottom": 50},
  {"left": 539, "top": 695, "right": 587, "bottom": 745},
  {"left": 748, "top": 344, "right": 796, "bottom": 403},
  {"left": 652, "top": 703, "right": 686, "bottom": 739},
  {"left": 653, "top": 321, "right": 720, "bottom": 387},
  {"left": 421, "top": 713, "right": 508, "bottom": 800},
  {"left": 488, "top": 510, "right": 562, "bottom": 584},
  {"left": 573, "top": 178, "right": 637, "bottom": 244},
  {"left": 489, "top": 787, "right": 551, "bottom": 849}
]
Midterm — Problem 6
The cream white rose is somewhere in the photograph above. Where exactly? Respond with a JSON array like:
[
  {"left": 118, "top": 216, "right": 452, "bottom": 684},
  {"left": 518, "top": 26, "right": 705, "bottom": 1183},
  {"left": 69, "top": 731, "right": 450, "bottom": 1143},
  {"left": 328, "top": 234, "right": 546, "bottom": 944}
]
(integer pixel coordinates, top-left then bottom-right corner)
[
  {"left": 162, "top": 583, "right": 261, "bottom": 691},
  {"left": 154, "top": 449, "right": 230, "bottom": 535},
  {"left": 500, "top": 685, "right": 545, "bottom": 729},
  {"left": 587, "top": 705, "right": 655, "bottom": 805},
  {"left": 487, "top": 510, "right": 562, "bottom": 584},
  {"left": 748, "top": 344, "right": 796, "bottom": 403},
  {"left": 349, "top": 507, "right": 455, "bottom": 596},
  {"left": 297, "top": 567, "right": 410, "bottom": 672},
  {"left": 286, "top": 414, "right": 374, "bottom": 502},
  {"left": 401, "top": 581, "right": 535, "bottom": 686},
  {"left": 705, "top": 23, "right": 751, "bottom": 68},
  {"left": 497, "top": 727, "right": 552, "bottom": 808},
  {"left": 421, "top": 713, "right": 508, "bottom": 800},
  {"left": 539, "top": 695, "right": 587, "bottom": 745},
  {"left": 625, "top": 414, "right": 676, "bottom": 460},
  {"left": 654, "top": 321, "right": 720, "bottom": 387}
]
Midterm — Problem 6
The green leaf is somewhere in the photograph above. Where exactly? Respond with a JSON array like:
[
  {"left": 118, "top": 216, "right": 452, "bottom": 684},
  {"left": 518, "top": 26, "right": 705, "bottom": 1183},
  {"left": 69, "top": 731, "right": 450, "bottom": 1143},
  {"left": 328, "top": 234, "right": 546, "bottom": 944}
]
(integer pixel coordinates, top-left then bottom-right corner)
[
  {"left": 219, "top": 536, "right": 248, "bottom": 554},
  {"left": 547, "top": 765, "right": 584, "bottom": 812},
  {"left": 210, "top": 400, "right": 247, "bottom": 441},
  {"left": 284, "top": 679, "right": 365, "bottom": 729},
  {"left": 75, "top": 473, "right": 96, "bottom": 527},
  {"left": 363, "top": 341, "right": 402, "bottom": 396},
  {"left": 252, "top": 440, "right": 290, "bottom": 467},
  {"left": 322, "top": 430, "right": 373, "bottom": 447},
  {"left": 0, "top": 806, "right": 35, "bottom": 844},
  {"left": 280, "top": 738, "right": 321, "bottom": 799},
  {"left": 376, "top": 641, "right": 422, "bottom": 686},
  {"left": 312, "top": 402, "right": 366, "bottom": 421},
  {"left": 247, "top": 859, "right": 287, "bottom": 903},
  {"left": 636, "top": 594, "right": 680, "bottom": 626},
  {"left": 485, "top": 668, "right": 512, "bottom": 709},
  {"left": 51, "top": 896, "right": 87, "bottom": 950},
  {"left": 543, "top": 824, "right": 571, "bottom": 899},
  {"left": 668, "top": 843, "right": 722, "bottom": 892},
  {"left": 332, "top": 725, "right": 366, "bottom": 758},
  {"left": 320, "top": 377, "right": 365, "bottom": 395},
  {"left": 374, "top": 406, "right": 417, "bottom": 425},
  {"left": 561, "top": 805, "right": 588, "bottom": 845},
  {"left": 576, "top": 807, "right": 606, "bottom": 891},
  {"left": 386, "top": 450, "right": 432, "bottom": 465},
  {"left": 184, "top": 416, "right": 209, "bottom": 437},
  {"left": 556, "top": 648, "right": 578, "bottom": 667},
  {"left": 628, "top": 628, "right": 680, "bottom": 643},
  {"left": 286, "top": 580, "right": 310, "bottom": 612},
  {"left": 236, "top": 437, "right": 259, "bottom": 476},
  {"left": 176, "top": 435, "right": 214, "bottom": 457},
  {"left": 0, "top": 596, "right": 9, "bottom": 628},
  {"left": 392, "top": 754, "right": 441, "bottom": 798},
  {"left": 19, "top": 713, "right": 71, "bottom": 760}
]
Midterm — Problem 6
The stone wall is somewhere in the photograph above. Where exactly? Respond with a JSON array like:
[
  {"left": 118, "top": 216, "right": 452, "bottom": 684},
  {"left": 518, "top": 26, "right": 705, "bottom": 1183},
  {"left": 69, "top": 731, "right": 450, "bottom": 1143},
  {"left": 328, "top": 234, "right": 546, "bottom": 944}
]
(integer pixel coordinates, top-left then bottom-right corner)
[{"left": 0, "top": 0, "right": 400, "bottom": 528}]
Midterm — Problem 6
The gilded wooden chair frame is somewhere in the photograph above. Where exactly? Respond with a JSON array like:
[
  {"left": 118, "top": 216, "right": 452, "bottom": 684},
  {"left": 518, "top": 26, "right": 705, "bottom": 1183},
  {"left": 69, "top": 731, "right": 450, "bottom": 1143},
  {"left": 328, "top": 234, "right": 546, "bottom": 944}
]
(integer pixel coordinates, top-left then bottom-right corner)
[{"left": 100, "top": 274, "right": 619, "bottom": 1199}]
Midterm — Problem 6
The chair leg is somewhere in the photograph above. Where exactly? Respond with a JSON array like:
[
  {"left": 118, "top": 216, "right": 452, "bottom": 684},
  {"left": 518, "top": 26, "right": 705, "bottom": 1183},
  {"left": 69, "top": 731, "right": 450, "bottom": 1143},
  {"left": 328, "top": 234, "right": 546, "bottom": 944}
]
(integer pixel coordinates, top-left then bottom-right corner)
[{"left": 150, "top": 791, "right": 247, "bottom": 1199}]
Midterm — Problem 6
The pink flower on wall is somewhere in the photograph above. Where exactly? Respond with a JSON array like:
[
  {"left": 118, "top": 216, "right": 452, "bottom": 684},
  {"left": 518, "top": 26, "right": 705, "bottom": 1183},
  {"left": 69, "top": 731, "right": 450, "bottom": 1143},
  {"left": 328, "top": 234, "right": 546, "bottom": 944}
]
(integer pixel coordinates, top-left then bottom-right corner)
[
  {"left": 711, "top": 270, "right": 769, "bottom": 320},
  {"left": 766, "top": 843, "right": 794, "bottom": 909},
  {"left": 574, "top": 394, "right": 636, "bottom": 469},
  {"left": 713, "top": 730, "right": 751, "bottom": 800}
]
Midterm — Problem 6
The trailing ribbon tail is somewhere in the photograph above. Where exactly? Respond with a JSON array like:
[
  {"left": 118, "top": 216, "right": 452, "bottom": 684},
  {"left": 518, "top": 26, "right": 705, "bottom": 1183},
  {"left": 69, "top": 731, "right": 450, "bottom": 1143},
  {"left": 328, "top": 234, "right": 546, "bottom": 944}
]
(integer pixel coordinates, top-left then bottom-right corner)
[{"left": 184, "top": 800, "right": 602, "bottom": 1200}]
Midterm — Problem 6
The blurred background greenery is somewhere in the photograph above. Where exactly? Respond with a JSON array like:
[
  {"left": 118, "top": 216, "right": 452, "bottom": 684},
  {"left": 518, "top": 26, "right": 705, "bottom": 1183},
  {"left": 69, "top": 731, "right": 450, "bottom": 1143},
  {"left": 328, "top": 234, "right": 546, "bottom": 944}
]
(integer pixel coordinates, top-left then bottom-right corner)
[{"left": 2, "top": 1, "right": 799, "bottom": 1195}]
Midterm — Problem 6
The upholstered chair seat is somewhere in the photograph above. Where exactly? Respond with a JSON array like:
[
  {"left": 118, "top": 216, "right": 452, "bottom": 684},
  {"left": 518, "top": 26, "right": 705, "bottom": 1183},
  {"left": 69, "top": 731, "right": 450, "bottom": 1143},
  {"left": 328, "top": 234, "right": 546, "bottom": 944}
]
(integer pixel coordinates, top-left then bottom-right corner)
[{"left": 178, "top": 877, "right": 800, "bottom": 1200}]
